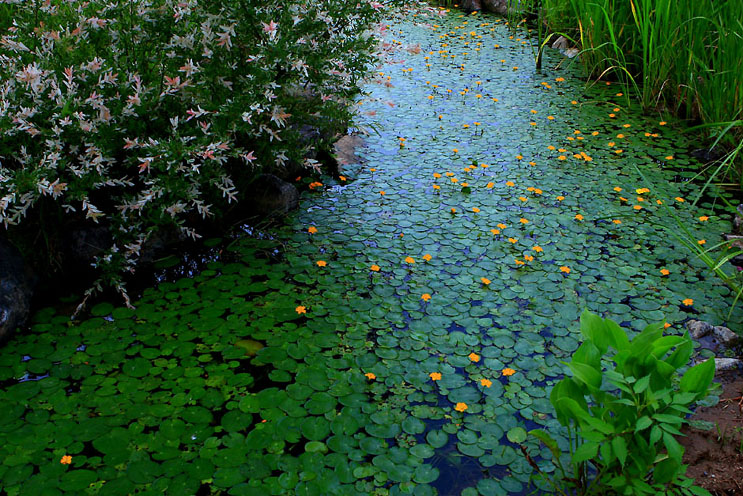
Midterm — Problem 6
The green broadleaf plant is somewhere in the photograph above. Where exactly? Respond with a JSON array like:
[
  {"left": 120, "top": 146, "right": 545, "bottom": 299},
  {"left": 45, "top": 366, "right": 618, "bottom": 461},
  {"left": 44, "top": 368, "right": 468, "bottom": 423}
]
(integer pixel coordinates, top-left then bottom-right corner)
[{"left": 529, "top": 310, "right": 715, "bottom": 495}]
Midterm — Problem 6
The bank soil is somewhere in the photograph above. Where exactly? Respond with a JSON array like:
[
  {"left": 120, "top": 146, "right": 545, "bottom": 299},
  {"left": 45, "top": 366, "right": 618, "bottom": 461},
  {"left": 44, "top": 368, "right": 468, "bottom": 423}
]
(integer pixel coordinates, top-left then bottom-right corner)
[{"left": 682, "top": 374, "right": 743, "bottom": 494}]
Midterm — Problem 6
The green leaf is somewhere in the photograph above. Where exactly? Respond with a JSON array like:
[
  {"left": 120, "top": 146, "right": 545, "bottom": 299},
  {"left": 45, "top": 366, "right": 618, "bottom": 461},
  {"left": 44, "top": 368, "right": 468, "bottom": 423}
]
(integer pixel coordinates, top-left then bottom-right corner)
[
  {"left": 568, "top": 362, "right": 602, "bottom": 390},
  {"left": 635, "top": 416, "right": 652, "bottom": 432},
  {"left": 680, "top": 359, "right": 715, "bottom": 397},
  {"left": 633, "top": 375, "right": 650, "bottom": 394},
  {"left": 573, "top": 442, "right": 598, "bottom": 463},
  {"left": 663, "top": 432, "right": 684, "bottom": 461},
  {"left": 612, "top": 437, "right": 627, "bottom": 466},
  {"left": 506, "top": 427, "right": 527, "bottom": 444},
  {"left": 580, "top": 310, "right": 609, "bottom": 354}
]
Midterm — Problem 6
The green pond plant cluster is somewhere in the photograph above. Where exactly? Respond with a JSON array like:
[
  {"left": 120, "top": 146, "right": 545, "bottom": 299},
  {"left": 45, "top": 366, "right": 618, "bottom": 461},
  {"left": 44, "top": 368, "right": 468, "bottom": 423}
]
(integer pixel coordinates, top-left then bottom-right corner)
[
  {"left": 530, "top": 311, "right": 715, "bottom": 495},
  {"left": 0, "top": 3, "right": 739, "bottom": 496},
  {"left": 0, "top": 0, "right": 383, "bottom": 299}
]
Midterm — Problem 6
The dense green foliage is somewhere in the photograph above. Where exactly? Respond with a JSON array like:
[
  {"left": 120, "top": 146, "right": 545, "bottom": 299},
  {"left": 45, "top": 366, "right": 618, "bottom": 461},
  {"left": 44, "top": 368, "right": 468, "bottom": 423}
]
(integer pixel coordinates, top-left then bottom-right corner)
[
  {"left": 0, "top": 0, "right": 383, "bottom": 297},
  {"left": 531, "top": 311, "right": 715, "bottom": 495}
]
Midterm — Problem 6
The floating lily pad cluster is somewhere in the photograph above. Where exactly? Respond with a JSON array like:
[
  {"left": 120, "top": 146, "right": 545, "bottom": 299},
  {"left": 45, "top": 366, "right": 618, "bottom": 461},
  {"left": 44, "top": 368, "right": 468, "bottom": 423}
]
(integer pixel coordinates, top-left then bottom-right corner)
[{"left": 0, "top": 6, "right": 739, "bottom": 496}]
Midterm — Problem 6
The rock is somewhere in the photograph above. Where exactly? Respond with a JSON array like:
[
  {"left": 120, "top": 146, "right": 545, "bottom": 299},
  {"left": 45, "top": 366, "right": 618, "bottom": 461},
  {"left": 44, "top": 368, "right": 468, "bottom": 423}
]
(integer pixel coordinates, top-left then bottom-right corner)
[
  {"left": 459, "top": 0, "right": 482, "bottom": 12},
  {"left": 551, "top": 35, "right": 569, "bottom": 50},
  {"left": 713, "top": 325, "right": 740, "bottom": 346},
  {"left": 245, "top": 174, "right": 299, "bottom": 217},
  {"left": 482, "top": 0, "right": 509, "bottom": 15},
  {"left": 333, "top": 135, "right": 366, "bottom": 176},
  {"left": 0, "top": 236, "right": 34, "bottom": 342},
  {"left": 686, "top": 319, "right": 714, "bottom": 339},
  {"left": 713, "top": 358, "right": 743, "bottom": 373},
  {"left": 564, "top": 48, "right": 580, "bottom": 58}
]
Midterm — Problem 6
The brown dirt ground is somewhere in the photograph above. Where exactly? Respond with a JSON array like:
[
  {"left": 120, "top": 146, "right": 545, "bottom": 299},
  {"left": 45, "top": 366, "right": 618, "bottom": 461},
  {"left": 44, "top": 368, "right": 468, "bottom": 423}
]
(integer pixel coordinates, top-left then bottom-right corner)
[{"left": 681, "top": 373, "right": 743, "bottom": 495}]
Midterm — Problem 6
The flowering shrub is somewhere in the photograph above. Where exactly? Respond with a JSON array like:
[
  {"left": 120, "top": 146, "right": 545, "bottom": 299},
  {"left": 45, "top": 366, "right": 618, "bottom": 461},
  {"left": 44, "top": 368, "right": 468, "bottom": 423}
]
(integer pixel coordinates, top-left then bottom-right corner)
[{"left": 0, "top": 0, "right": 384, "bottom": 303}]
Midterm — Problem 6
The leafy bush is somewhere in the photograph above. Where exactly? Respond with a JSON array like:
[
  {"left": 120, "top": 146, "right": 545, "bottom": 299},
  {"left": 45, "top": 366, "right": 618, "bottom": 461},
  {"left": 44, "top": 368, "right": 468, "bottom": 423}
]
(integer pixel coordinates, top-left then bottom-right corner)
[
  {"left": 529, "top": 310, "right": 715, "bottom": 495},
  {"left": 0, "top": 0, "right": 383, "bottom": 301}
]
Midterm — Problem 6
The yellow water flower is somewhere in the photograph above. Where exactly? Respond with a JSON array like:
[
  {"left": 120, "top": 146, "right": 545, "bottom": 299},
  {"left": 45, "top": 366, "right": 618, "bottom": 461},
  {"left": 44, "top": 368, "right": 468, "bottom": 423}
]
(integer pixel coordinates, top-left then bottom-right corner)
[
  {"left": 423, "top": 254, "right": 432, "bottom": 261},
  {"left": 502, "top": 368, "right": 516, "bottom": 376},
  {"left": 316, "top": 260, "right": 327, "bottom": 267},
  {"left": 371, "top": 264, "right": 380, "bottom": 272},
  {"left": 296, "top": 306, "right": 307, "bottom": 314},
  {"left": 308, "top": 226, "right": 318, "bottom": 234},
  {"left": 60, "top": 455, "right": 72, "bottom": 465},
  {"left": 574, "top": 214, "right": 583, "bottom": 221},
  {"left": 699, "top": 216, "right": 709, "bottom": 222},
  {"left": 455, "top": 403, "right": 468, "bottom": 412},
  {"left": 480, "top": 378, "right": 492, "bottom": 388},
  {"left": 365, "top": 373, "right": 376, "bottom": 380},
  {"left": 481, "top": 277, "right": 491, "bottom": 285},
  {"left": 509, "top": 238, "right": 518, "bottom": 244},
  {"left": 468, "top": 352, "right": 480, "bottom": 362},
  {"left": 497, "top": 223, "right": 507, "bottom": 229},
  {"left": 405, "top": 256, "right": 415, "bottom": 264},
  {"left": 532, "top": 246, "right": 543, "bottom": 253},
  {"left": 506, "top": 181, "right": 515, "bottom": 187},
  {"left": 559, "top": 266, "right": 570, "bottom": 274},
  {"left": 682, "top": 298, "right": 694, "bottom": 306},
  {"left": 660, "top": 268, "right": 670, "bottom": 276},
  {"left": 430, "top": 372, "right": 442, "bottom": 381},
  {"left": 421, "top": 293, "right": 432, "bottom": 301}
]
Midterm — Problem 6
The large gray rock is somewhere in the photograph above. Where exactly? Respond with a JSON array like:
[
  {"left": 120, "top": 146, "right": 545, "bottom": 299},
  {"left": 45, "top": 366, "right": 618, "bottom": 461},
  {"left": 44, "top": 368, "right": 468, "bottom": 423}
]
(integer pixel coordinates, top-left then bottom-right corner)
[
  {"left": 713, "top": 358, "right": 743, "bottom": 373},
  {"left": 333, "top": 135, "right": 366, "bottom": 177},
  {"left": 0, "top": 236, "right": 33, "bottom": 342},
  {"left": 713, "top": 325, "right": 740, "bottom": 346},
  {"left": 686, "top": 319, "right": 714, "bottom": 339},
  {"left": 245, "top": 174, "right": 299, "bottom": 217}
]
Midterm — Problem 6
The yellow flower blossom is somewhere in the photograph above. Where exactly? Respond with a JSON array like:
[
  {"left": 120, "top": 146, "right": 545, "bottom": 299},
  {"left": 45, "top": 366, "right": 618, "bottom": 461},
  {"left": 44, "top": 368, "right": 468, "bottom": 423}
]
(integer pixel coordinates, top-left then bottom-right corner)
[
  {"left": 502, "top": 368, "right": 516, "bottom": 376},
  {"left": 455, "top": 402, "right": 468, "bottom": 412},
  {"left": 430, "top": 372, "right": 442, "bottom": 381}
]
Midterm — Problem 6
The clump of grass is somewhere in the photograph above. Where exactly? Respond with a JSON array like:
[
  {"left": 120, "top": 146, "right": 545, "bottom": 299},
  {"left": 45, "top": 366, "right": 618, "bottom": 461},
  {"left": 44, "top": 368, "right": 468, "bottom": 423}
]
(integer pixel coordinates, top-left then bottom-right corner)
[{"left": 515, "top": 0, "right": 743, "bottom": 184}]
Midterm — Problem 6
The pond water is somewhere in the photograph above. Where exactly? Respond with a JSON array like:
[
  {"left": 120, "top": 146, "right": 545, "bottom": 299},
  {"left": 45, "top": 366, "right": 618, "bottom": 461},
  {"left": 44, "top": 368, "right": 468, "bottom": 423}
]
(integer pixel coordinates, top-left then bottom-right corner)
[{"left": 0, "top": 6, "right": 740, "bottom": 496}]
